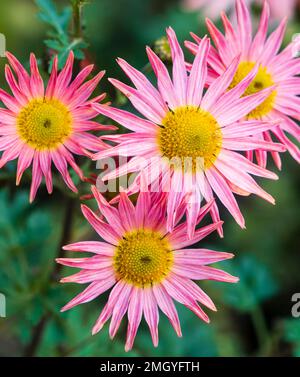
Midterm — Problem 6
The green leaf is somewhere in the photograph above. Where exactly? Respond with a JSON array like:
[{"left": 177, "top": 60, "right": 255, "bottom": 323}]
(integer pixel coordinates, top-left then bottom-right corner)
[
  {"left": 283, "top": 319, "right": 300, "bottom": 357},
  {"left": 35, "top": 0, "right": 71, "bottom": 37},
  {"left": 212, "top": 255, "right": 278, "bottom": 312},
  {"left": 35, "top": 0, "right": 87, "bottom": 71}
]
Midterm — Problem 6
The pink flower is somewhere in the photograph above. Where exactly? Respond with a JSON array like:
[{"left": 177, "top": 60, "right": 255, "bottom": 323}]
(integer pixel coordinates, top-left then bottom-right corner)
[
  {"left": 0, "top": 51, "right": 112, "bottom": 202},
  {"left": 182, "top": 0, "right": 296, "bottom": 21},
  {"left": 186, "top": 0, "right": 300, "bottom": 169},
  {"left": 58, "top": 186, "right": 238, "bottom": 351},
  {"left": 92, "top": 27, "right": 284, "bottom": 238}
]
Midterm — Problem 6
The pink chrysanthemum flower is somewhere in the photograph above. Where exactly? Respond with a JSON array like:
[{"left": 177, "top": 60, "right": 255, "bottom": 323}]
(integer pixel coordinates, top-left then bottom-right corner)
[
  {"left": 182, "top": 0, "right": 296, "bottom": 21},
  {"left": 186, "top": 0, "right": 300, "bottom": 169},
  {"left": 92, "top": 27, "right": 285, "bottom": 237},
  {"left": 57, "top": 185, "right": 238, "bottom": 351},
  {"left": 0, "top": 51, "right": 112, "bottom": 202}
]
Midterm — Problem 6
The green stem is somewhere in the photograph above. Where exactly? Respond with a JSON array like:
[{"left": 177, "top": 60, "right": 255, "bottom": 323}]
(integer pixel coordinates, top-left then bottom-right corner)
[
  {"left": 23, "top": 197, "right": 75, "bottom": 356},
  {"left": 250, "top": 305, "right": 270, "bottom": 355},
  {"left": 72, "top": 0, "right": 83, "bottom": 39}
]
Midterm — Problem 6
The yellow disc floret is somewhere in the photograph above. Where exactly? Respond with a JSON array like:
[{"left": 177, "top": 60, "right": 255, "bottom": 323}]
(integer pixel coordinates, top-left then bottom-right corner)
[
  {"left": 17, "top": 98, "right": 72, "bottom": 150},
  {"left": 113, "top": 229, "right": 173, "bottom": 287},
  {"left": 228, "top": 61, "right": 276, "bottom": 118},
  {"left": 158, "top": 105, "right": 222, "bottom": 171}
]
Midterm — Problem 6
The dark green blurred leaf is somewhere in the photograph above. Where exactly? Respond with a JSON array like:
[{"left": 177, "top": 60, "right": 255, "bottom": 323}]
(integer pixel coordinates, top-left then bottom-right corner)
[{"left": 214, "top": 255, "right": 278, "bottom": 312}]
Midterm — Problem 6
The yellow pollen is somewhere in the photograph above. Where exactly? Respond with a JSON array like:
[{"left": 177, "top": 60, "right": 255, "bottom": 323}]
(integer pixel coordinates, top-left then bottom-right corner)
[
  {"left": 158, "top": 106, "right": 222, "bottom": 171},
  {"left": 228, "top": 61, "right": 276, "bottom": 118},
  {"left": 113, "top": 229, "right": 173, "bottom": 288},
  {"left": 17, "top": 98, "right": 72, "bottom": 150}
]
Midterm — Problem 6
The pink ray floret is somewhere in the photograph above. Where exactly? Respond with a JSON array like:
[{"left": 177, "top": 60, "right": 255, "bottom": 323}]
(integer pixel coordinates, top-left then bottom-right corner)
[
  {"left": 186, "top": 0, "right": 300, "bottom": 169},
  {"left": 0, "top": 51, "right": 112, "bottom": 202},
  {"left": 92, "top": 27, "right": 285, "bottom": 238},
  {"left": 58, "top": 186, "right": 238, "bottom": 351}
]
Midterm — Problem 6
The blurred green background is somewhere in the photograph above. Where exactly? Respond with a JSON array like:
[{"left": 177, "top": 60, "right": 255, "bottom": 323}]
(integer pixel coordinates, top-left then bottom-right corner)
[{"left": 0, "top": 0, "right": 299, "bottom": 357}]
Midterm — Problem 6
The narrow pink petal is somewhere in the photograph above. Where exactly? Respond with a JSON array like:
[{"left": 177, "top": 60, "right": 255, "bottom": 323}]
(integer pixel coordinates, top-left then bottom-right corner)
[
  {"left": 92, "top": 103, "right": 158, "bottom": 134},
  {"left": 6, "top": 52, "right": 31, "bottom": 97},
  {"left": 16, "top": 145, "right": 34, "bottom": 185},
  {"left": 81, "top": 204, "right": 120, "bottom": 245},
  {"left": 56, "top": 255, "right": 112, "bottom": 269},
  {"left": 172, "top": 265, "right": 239, "bottom": 283},
  {"left": 236, "top": 0, "right": 252, "bottom": 55},
  {"left": 54, "top": 51, "right": 74, "bottom": 97},
  {"left": 163, "top": 276, "right": 210, "bottom": 323},
  {"left": 153, "top": 284, "right": 182, "bottom": 337},
  {"left": 117, "top": 57, "right": 167, "bottom": 115},
  {"left": 218, "top": 149, "right": 278, "bottom": 180},
  {"left": 201, "top": 55, "right": 240, "bottom": 111},
  {"left": 166, "top": 169, "right": 184, "bottom": 232},
  {"left": 166, "top": 27, "right": 187, "bottom": 106},
  {"left": 62, "top": 241, "right": 114, "bottom": 255},
  {"left": 222, "top": 120, "right": 279, "bottom": 138},
  {"left": 170, "top": 274, "right": 216, "bottom": 311},
  {"left": 61, "top": 278, "right": 115, "bottom": 312},
  {"left": 135, "top": 172, "right": 151, "bottom": 227},
  {"left": 250, "top": 1, "right": 270, "bottom": 59},
  {"left": 62, "top": 64, "right": 94, "bottom": 101},
  {"left": 5, "top": 65, "right": 28, "bottom": 105},
  {"left": 222, "top": 137, "right": 286, "bottom": 152},
  {"left": 167, "top": 221, "right": 223, "bottom": 250},
  {"left": 109, "top": 284, "right": 133, "bottom": 339},
  {"left": 0, "top": 89, "right": 22, "bottom": 113},
  {"left": 125, "top": 288, "right": 143, "bottom": 352},
  {"left": 215, "top": 159, "right": 275, "bottom": 204},
  {"left": 91, "top": 186, "right": 124, "bottom": 235},
  {"left": 118, "top": 191, "right": 136, "bottom": 231},
  {"left": 67, "top": 71, "right": 105, "bottom": 108},
  {"left": 109, "top": 78, "right": 163, "bottom": 124},
  {"left": 51, "top": 150, "right": 77, "bottom": 192},
  {"left": 60, "top": 268, "right": 114, "bottom": 284},
  {"left": 29, "top": 154, "right": 43, "bottom": 203},
  {"left": 174, "top": 249, "right": 234, "bottom": 265},
  {"left": 45, "top": 55, "right": 58, "bottom": 98},
  {"left": 92, "top": 281, "right": 126, "bottom": 335},
  {"left": 143, "top": 289, "right": 159, "bottom": 347},
  {"left": 259, "top": 18, "right": 287, "bottom": 66},
  {"left": 205, "top": 167, "right": 245, "bottom": 228},
  {"left": 29, "top": 53, "right": 44, "bottom": 98},
  {"left": 146, "top": 46, "right": 178, "bottom": 109},
  {"left": 38, "top": 151, "right": 52, "bottom": 194},
  {"left": 186, "top": 36, "right": 209, "bottom": 106},
  {"left": 93, "top": 140, "right": 156, "bottom": 160},
  {"left": 195, "top": 171, "right": 223, "bottom": 237},
  {"left": 214, "top": 87, "right": 275, "bottom": 126}
]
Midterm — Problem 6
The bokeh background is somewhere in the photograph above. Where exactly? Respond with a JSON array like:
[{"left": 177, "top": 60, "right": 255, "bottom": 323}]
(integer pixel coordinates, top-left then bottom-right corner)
[{"left": 0, "top": 0, "right": 299, "bottom": 357}]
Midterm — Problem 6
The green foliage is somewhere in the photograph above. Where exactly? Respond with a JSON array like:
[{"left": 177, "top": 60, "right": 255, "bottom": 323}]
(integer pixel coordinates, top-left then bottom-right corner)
[
  {"left": 214, "top": 255, "right": 278, "bottom": 312},
  {"left": 284, "top": 319, "right": 300, "bottom": 357},
  {"left": 35, "top": 0, "right": 87, "bottom": 70}
]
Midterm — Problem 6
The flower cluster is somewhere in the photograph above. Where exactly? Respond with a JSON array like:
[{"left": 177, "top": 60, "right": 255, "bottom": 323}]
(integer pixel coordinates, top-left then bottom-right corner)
[{"left": 0, "top": 0, "right": 298, "bottom": 351}]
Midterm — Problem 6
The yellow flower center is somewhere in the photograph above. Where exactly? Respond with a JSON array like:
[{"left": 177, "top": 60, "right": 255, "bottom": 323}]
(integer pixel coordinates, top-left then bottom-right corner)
[
  {"left": 113, "top": 229, "right": 173, "bottom": 288},
  {"left": 228, "top": 61, "right": 276, "bottom": 118},
  {"left": 158, "top": 106, "right": 222, "bottom": 171},
  {"left": 17, "top": 98, "right": 72, "bottom": 150}
]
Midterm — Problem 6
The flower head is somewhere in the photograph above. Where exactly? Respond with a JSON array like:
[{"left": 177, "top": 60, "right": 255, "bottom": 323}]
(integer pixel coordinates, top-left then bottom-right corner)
[
  {"left": 58, "top": 185, "right": 237, "bottom": 351},
  {"left": 92, "top": 27, "right": 284, "bottom": 238},
  {"left": 186, "top": 0, "right": 300, "bottom": 169},
  {"left": 0, "top": 51, "right": 112, "bottom": 202},
  {"left": 182, "top": 0, "right": 296, "bottom": 21}
]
